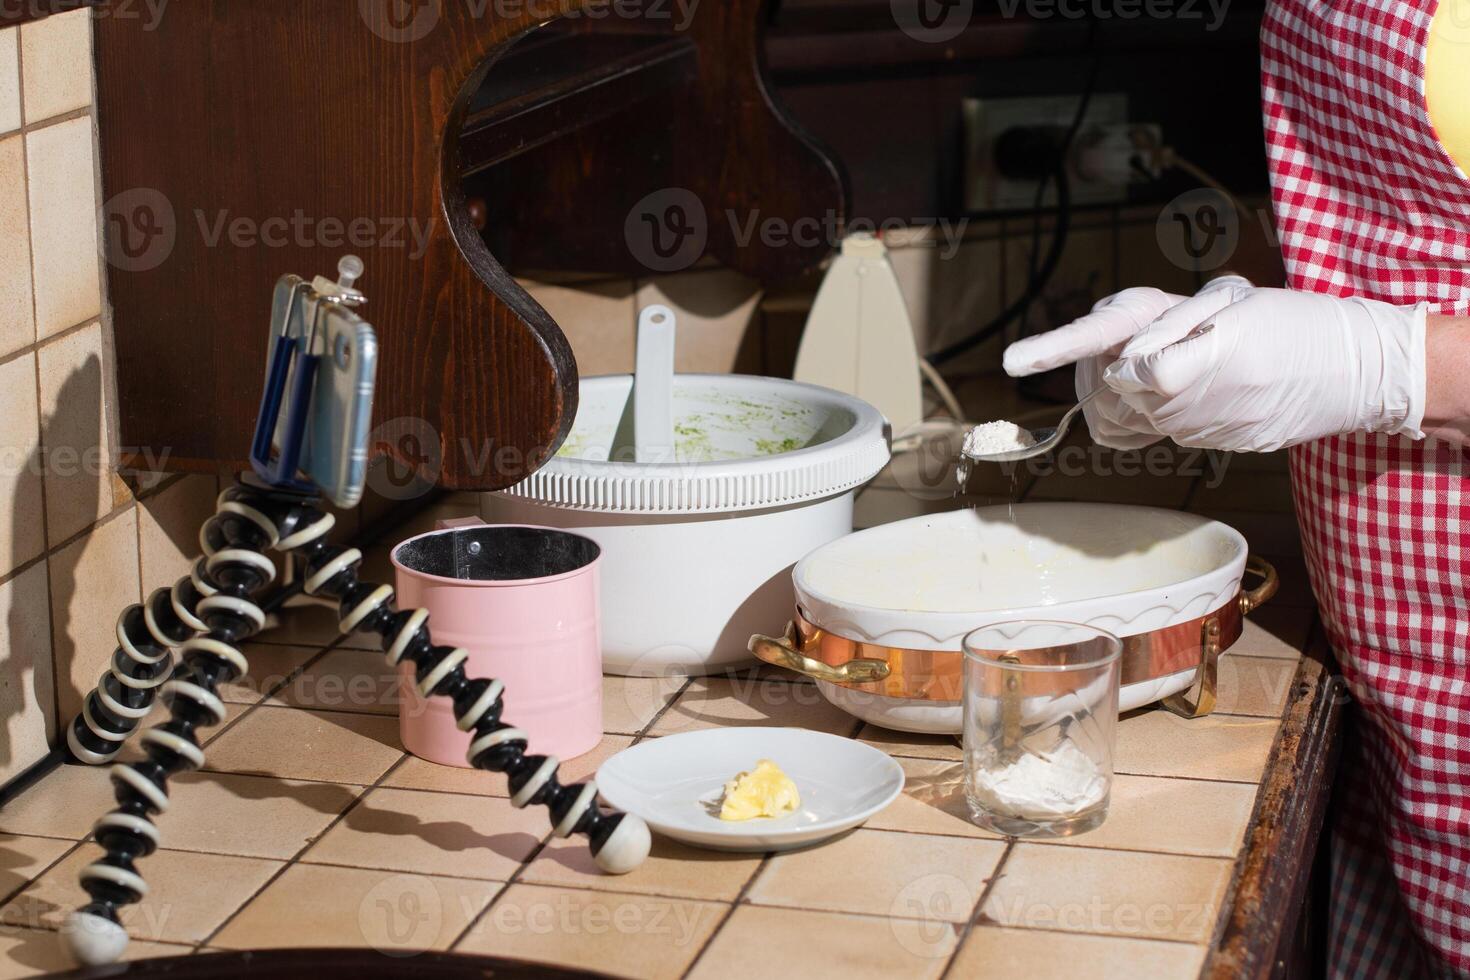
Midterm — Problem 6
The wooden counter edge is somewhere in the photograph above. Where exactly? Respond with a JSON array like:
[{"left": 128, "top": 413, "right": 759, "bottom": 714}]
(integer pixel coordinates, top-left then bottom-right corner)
[{"left": 1203, "top": 638, "right": 1344, "bottom": 979}]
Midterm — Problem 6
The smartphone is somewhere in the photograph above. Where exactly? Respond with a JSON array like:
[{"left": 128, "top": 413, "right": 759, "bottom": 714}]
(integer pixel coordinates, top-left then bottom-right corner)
[{"left": 299, "top": 297, "right": 378, "bottom": 509}]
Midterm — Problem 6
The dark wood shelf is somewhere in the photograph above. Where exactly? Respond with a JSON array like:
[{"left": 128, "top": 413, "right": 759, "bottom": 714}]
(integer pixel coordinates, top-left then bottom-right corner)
[
  {"left": 461, "top": 29, "right": 699, "bottom": 176},
  {"left": 766, "top": 1, "right": 1264, "bottom": 79}
]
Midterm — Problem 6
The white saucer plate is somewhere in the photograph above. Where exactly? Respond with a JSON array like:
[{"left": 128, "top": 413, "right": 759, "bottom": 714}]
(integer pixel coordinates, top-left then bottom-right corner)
[{"left": 595, "top": 727, "right": 906, "bottom": 852}]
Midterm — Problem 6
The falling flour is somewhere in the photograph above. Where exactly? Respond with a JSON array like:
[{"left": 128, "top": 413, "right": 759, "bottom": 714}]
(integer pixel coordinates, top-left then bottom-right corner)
[
  {"left": 963, "top": 420, "right": 1036, "bottom": 457},
  {"left": 968, "top": 740, "right": 1108, "bottom": 820}
]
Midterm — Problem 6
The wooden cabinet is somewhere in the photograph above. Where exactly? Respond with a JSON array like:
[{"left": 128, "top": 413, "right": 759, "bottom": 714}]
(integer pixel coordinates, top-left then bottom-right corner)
[{"left": 94, "top": 0, "right": 843, "bottom": 489}]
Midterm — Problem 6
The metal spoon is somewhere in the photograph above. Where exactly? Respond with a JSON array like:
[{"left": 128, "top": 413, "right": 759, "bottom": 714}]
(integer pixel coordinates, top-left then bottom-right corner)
[{"left": 962, "top": 384, "right": 1106, "bottom": 463}]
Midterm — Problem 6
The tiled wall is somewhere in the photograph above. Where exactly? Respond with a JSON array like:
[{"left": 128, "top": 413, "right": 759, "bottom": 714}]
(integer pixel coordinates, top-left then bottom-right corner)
[{"left": 0, "top": 11, "right": 221, "bottom": 783}]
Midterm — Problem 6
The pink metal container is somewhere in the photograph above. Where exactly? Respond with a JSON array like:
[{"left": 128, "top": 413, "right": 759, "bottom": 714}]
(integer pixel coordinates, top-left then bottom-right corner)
[{"left": 391, "top": 523, "right": 603, "bottom": 766}]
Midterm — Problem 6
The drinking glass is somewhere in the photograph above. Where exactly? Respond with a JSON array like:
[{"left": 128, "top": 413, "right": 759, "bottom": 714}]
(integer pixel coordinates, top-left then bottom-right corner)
[{"left": 962, "top": 621, "right": 1122, "bottom": 837}]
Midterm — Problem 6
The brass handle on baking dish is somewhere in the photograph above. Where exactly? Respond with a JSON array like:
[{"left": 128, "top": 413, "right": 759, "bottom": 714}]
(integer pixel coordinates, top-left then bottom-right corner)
[
  {"left": 1239, "top": 555, "right": 1278, "bottom": 615},
  {"left": 749, "top": 623, "right": 892, "bottom": 685},
  {"left": 1164, "top": 555, "right": 1279, "bottom": 720}
]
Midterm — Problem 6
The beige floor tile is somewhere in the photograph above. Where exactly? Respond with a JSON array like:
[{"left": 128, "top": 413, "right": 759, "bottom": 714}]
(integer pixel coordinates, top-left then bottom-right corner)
[
  {"left": 161, "top": 771, "right": 361, "bottom": 860},
  {"left": 857, "top": 725, "right": 962, "bottom": 762},
  {"left": 456, "top": 883, "right": 725, "bottom": 980},
  {"left": 381, "top": 755, "right": 506, "bottom": 798},
  {"left": 648, "top": 676, "right": 857, "bottom": 737},
  {"left": 0, "top": 139, "right": 34, "bottom": 358},
  {"left": 258, "top": 594, "right": 377, "bottom": 651},
  {"left": 302, "top": 786, "right": 544, "bottom": 881},
  {"left": 1215, "top": 656, "right": 1298, "bottom": 718},
  {"left": 1043, "top": 774, "right": 1256, "bottom": 858},
  {"left": 0, "top": 564, "right": 55, "bottom": 778},
  {"left": 1, "top": 846, "right": 281, "bottom": 944},
  {"left": 1116, "top": 708, "right": 1279, "bottom": 783},
  {"left": 218, "top": 643, "right": 324, "bottom": 705},
  {"left": 748, "top": 828, "right": 1005, "bottom": 920},
  {"left": 136, "top": 475, "right": 216, "bottom": 592},
  {"left": 0, "top": 765, "right": 115, "bottom": 840},
  {"left": 0, "top": 926, "right": 190, "bottom": 978},
  {"left": 1232, "top": 607, "right": 1311, "bottom": 659},
  {"left": 690, "top": 904, "right": 956, "bottom": 979},
  {"left": 25, "top": 118, "right": 101, "bottom": 338},
  {"left": 194, "top": 701, "right": 252, "bottom": 749},
  {"left": 953, "top": 925, "right": 1206, "bottom": 979},
  {"left": 19, "top": 11, "right": 91, "bottom": 123},
  {"left": 864, "top": 759, "right": 998, "bottom": 839},
  {"left": 0, "top": 836, "right": 72, "bottom": 903},
  {"left": 602, "top": 674, "right": 686, "bottom": 736},
  {"left": 384, "top": 734, "right": 634, "bottom": 798},
  {"left": 212, "top": 863, "right": 497, "bottom": 954},
  {"left": 202, "top": 706, "right": 402, "bottom": 785},
  {"left": 0, "top": 30, "right": 17, "bottom": 135},
  {"left": 521, "top": 835, "right": 761, "bottom": 903},
  {"left": 263, "top": 647, "right": 400, "bottom": 715},
  {"left": 983, "top": 845, "right": 1232, "bottom": 943}
]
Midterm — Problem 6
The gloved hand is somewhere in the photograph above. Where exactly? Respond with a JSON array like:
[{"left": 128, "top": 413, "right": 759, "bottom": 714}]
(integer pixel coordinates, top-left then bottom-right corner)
[
  {"left": 1103, "top": 277, "right": 1427, "bottom": 452},
  {"left": 1004, "top": 286, "right": 1188, "bottom": 449}
]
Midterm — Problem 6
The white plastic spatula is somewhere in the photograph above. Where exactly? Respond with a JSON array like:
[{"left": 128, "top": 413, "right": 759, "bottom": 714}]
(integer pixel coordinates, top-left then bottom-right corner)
[{"left": 634, "top": 305, "right": 677, "bottom": 464}]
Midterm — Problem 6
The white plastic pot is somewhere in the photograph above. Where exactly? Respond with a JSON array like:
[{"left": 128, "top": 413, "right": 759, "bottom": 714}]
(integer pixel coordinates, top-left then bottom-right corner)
[{"left": 483, "top": 374, "right": 890, "bottom": 676}]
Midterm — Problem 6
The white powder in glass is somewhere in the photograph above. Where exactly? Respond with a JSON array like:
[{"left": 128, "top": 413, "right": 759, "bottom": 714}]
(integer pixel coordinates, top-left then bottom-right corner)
[
  {"left": 963, "top": 420, "right": 1037, "bottom": 457},
  {"left": 969, "top": 740, "right": 1108, "bottom": 820}
]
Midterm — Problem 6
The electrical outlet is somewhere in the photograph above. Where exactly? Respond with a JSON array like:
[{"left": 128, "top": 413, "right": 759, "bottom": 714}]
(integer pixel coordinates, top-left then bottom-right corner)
[{"left": 963, "top": 93, "right": 1131, "bottom": 212}]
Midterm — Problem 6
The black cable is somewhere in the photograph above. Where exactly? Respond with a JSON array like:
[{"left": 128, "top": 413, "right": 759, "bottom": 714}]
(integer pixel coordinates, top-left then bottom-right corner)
[
  {"left": 929, "top": 50, "right": 1102, "bottom": 367},
  {"left": 930, "top": 164, "right": 1072, "bottom": 365}
]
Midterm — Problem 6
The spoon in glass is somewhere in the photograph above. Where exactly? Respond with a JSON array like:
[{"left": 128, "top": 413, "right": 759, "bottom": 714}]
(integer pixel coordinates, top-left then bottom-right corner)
[{"left": 961, "top": 385, "right": 1106, "bottom": 463}]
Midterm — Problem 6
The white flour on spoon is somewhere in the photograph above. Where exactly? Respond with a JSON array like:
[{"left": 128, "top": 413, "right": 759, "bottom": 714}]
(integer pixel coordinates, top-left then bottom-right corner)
[{"left": 963, "top": 420, "right": 1036, "bottom": 457}]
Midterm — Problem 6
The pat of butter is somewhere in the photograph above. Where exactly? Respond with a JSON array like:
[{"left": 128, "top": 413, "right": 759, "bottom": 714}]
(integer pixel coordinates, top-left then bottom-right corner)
[{"left": 719, "top": 759, "right": 800, "bottom": 821}]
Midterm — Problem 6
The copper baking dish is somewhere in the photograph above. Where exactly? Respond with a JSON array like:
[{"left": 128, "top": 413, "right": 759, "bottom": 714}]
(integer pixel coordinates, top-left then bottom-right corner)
[{"left": 748, "top": 505, "right": 1279, "bottom": 724}]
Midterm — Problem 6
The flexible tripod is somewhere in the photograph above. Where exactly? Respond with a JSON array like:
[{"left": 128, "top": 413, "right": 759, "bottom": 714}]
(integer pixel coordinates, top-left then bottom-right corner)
[{"left": 58, "top": 480, "right": 651, "bottom": 966}]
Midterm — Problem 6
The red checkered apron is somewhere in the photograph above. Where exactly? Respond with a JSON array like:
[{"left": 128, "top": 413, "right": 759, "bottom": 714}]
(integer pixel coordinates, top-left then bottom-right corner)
[{"left": 1262, "top": 1, "right": 1470, "bottom": 975}]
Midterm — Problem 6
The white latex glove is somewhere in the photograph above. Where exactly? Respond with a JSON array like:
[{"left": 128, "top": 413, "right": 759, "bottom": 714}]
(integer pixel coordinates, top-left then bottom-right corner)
[
  {"left": 1004, "top": 287, "right": 1189, "bottom": 449},
  {"left": 1103, "top": 277, "right": 1428, "bottom": 452}
]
